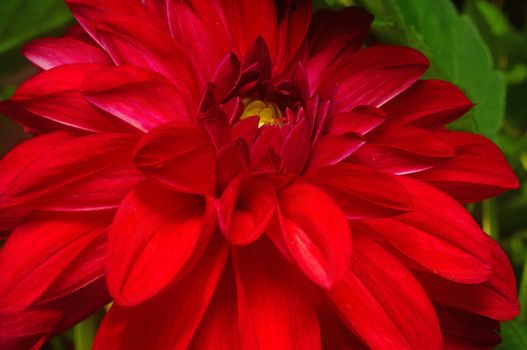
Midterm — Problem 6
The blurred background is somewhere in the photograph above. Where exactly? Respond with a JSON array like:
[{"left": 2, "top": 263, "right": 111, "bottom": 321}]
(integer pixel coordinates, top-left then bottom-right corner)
[{"left": 0, "top": 0, "right": 526, "bottom": 349}]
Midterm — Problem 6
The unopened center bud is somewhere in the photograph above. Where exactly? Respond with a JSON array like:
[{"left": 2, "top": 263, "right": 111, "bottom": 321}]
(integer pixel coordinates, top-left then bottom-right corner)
[{"left": 240, "top": 99, "right": 284, "bottom": 127}]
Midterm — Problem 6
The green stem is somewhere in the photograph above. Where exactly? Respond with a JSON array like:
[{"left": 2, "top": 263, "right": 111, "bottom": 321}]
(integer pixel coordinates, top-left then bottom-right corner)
[
  {"left": 482, "top": 199, "right": 499, "bottom": 239},
  {"left": 74, "top": 314, "right": 98, "bottom": 350}
]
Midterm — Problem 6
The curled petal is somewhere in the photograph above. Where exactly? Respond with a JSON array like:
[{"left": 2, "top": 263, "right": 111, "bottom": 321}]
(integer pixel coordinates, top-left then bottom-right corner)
[
  {"left": 218, "top": 175, "right": 276, "bottom": 245},
  {"left": 274, "top": 182, "right": 352, "bottom": 288},
  {"left": 280, "top": 118, "right": 311, "bottom": 174},
  {"left": 94, "top": 235, "right": 229, "bottom": 350},
  {"left": 133, "top": 122, "right": 216, "bottom": 196},
  {"left": 107, "top": 182, "right": 216, "bottom": 305}
]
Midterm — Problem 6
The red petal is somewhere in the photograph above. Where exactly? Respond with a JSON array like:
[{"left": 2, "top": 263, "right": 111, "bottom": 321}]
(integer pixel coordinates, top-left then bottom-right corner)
[
  {"left": 0, "top": 311, "right": 52, "bottom": 350},
  {"left": 11, "top": 63, "right": 122, "bottom": 132},
  {"left": 318, "top": 304, "right": 368, "bottom": 350},
  {"left": 1, "top": 133, "right": 137, "bottom": 208},
  {"left": 274, "top": 0, "right": 312, "bottom": 75},
  {"left": 326, "top": 106, "right": 387, "bottom": 136},
  {"left": 382, "top": 80, "right": 473, "bottom": 128},
  {"left": 362, "top": 177, "right": 493, "bottom": 283},
  {"left": 370, "top": 125, "right": 456, "bottom": 157},
  {"left": 307, "top": 7, "right": 373, "bottom": 83},
  {"left": 306, "top": 134, "right": 365, "bottom": 171},
  {"left": 70, "top": 4, "right": 200, "bottom": 102},
  {"left": 197, "top": 108, "right": 231, "bottom": 150},
  {"left": 306, "top": 163, "right": 412, "bottom": 219},
  {"left": 82, "top": 65, "right": 192, "bottom": 132},
  {"left": 94, "top": 235, "right": 229, "bottom": 350},
  {"left": 233, "top": 239, "right": 321, "bottom": 350},
  {"left": 189, "top": 265, "right": 240, "bottom": 350},
  {"left": 280, "top": 118, "right": 311, "bottom": 174},
  {"left": 275, "top": 182, "right": 351, "bottom": 288},
  {"left": 328, "top": 232, "right": 442, "bottom": 350},
  {"left": 0, "top": 212, "right": 110, "bottom": 313},
  {"left": 217, "top": 0, "right": 277, "bottom": 58},
  {"left": 0, "top": 132, "right": 71, "bottom": 227},
  {"left": 216, "top": 142, "right": 248, "bottom": 192},
  {"left": 218, "top": 175, "right": 276, "bottom": 245},
  {"left": 317, "top": 46, "right": 429, "bottom": 111},
  {"left": 0, "top": 278, "right": 110, "bottom": 350},
  {"left": 351, "top": 126, "right": 455, "bottom": 174},
  {"left": 435, "top": 305, "right": 501, "bottom": 350},
  {"left": 211, "top": 54, "right": 241, "bottom": 102},
  {"left": 39, "top": 231, "right": 107, "bottom": 303},
  {"left": 413, "top": 131, "right": 519, "bottom": 203},
  {"left": 415, "top": 237, "right": 520, "bottom": 320},
  {"left": 0, "top": 206, "right": 31, "bottom": 233},
  {"left": 230, "top": 115, "right": 259, "bottom": 145},
  {"left": 32, "top": 162, "right": 142, "bottom": 211},
  {"left": 0, "top": 99, "right": 80, "bottom": 134},
  {"left": 166, "top": 1, "right": 230, "bottom": 83},
  {"left": 133, "top": 122, "right": 216, "bottom": 195},
  {"left": 0, "top": 132, "right": 75, "bottom": 196},
  {"left": 23, "top": 37, "right": 112, "bottom": 70},
  {"left": 250, "top": 127, "right": 282, "bottom": 168},
  {"left": 107, "top": 182, "right": 215, "bottom": 305}
]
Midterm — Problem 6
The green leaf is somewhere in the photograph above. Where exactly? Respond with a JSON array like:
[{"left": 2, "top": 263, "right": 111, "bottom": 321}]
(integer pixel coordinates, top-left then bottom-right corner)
[
  {"left": 497, "top": 318, "right": 527, "bottom": 350},
  {"left": 0, "top": 0, "right": 72, "bottom": 56},
  {"left": 0, "top": 115, "right": 28, "bottom": 158},
  {"left": 520, "top": 257, "right": 527, "bottom": 322},
  {"left": 465, "top": 0, "right": 527, "bottom": 77},
  {"left": 353, "top": 0, "right": 506, "bottom": 136},
  {"left": 0, "top": 85, "right": 16, "bottom": 100},
  {"left": 506, "top": 79, "right": 527, "bottom": 131}
]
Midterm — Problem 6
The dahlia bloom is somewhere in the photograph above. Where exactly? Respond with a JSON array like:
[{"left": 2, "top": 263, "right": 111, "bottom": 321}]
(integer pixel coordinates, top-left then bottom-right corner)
[{"left": 0, "top": 0, "right": 521, "bottom": 349}]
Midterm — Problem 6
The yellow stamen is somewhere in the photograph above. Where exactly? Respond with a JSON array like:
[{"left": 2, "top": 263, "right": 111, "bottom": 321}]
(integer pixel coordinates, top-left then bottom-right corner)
[{"left": 240, "top": 99, "right": 283, "bottom": 127}]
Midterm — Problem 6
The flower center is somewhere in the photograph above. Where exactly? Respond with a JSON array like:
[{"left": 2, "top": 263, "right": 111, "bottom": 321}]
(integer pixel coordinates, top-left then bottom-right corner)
[{"left": 240, "top": 99, "right": 284, "bottom": 127}]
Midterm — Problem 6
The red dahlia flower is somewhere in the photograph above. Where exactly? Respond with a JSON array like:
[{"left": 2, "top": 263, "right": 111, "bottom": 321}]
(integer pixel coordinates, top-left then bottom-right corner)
[{"left": 0, "top": 1, "right": 520, "bottom": 349}]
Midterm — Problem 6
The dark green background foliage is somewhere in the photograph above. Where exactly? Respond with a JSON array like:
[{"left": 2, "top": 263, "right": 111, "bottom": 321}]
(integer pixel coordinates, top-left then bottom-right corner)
[{"left": 0, "top": 0, "right": 526, "bottom": 348}]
